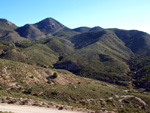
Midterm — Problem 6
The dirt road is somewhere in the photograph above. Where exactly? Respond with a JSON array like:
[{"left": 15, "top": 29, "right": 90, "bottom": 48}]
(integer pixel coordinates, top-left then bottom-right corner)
[{"left": 0, "top": 103, "right": 84, "bottom": 113}]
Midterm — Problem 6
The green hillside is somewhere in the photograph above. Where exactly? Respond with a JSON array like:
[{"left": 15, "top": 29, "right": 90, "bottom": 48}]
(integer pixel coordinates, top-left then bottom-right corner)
[
  {"left": 0, "top": 36, "right": 74, "bottom": 67},
  {"left": 1, "top": 17, "right": 150, "bottom": 112},
  {"left": 128, "top": 52, "right": 150, "bottom": 90},
  {"left": 0, "top": 58, "right": 150, "bottom": 112},
  {"left": 113, "top": 29, "right": 150, "bottom": 53},
  {"left": 1, "top": 43, "right": 59, "bottom": 68},
  {"left": 55, "top": 30, "right": 133, "bottom": 84}
]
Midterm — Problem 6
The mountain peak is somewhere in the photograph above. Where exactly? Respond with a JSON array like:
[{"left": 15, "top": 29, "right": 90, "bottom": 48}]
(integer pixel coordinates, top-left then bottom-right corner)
[
  {"left": 43, "top": 17, "right": 55, "bottom": 21},
  {"left": 89, "top": 26, "right": 102, "bottom": 31},
  {"left": 35, "top": 17, "right": 63, "bottom": 26},
  {"left": 34, "top": 17, "right": 66, "bottom": 36},
  {"left": 0, "top": 18, "right": 16, "bottom": 26},
  {"left": 0, "top": 18, "right": 17, "bottom": 30}
]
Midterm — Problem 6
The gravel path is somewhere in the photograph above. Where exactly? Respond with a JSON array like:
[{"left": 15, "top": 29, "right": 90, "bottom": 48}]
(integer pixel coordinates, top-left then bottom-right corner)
[{"left": 0, "top": 103, "right": 83, "bottom": 113}]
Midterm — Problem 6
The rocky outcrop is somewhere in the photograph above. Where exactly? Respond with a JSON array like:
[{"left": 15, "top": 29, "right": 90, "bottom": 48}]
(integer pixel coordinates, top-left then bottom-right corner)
[
  {"left": 0, "top": 97, "right": 93, "bottom": 113},
  {"left": 0, "top": 97, "right": 115, "bottom": 113}
]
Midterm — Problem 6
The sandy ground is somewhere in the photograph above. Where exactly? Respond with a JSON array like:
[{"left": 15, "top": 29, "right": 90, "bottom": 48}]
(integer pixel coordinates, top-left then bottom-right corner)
[{"left": 0, "top": 103, "right": 83, "bottom": 113}]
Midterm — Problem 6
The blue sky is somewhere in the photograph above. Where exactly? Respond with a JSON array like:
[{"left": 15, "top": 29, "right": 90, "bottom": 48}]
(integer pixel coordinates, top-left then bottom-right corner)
[{"left": 0, "top": 0, "right": 150, "bottom": 33}]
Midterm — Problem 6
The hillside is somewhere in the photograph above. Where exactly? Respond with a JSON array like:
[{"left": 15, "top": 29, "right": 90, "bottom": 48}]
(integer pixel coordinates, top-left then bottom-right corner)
[
  {"left": 15, "top": 18, "right": 78, "bottom": 40},
  {"left": 0, "top": 17, "right": 150, "bottom": 112},
  {"left": 113, "top": 29, "right": 150, "bottom": 53},
  {"left": 0, "top": 19, "right": 27, "bottom": 42},
  {"left": 0, "top": 19, "right": 17, "bottom": 31},
  {"left": 0, "top": 59, "right": 150, "bottom": 113},
  {"left": 128, "top": 51, "right": 150, "bottom": 90},
  {"left": 16, "top": 24, "right": 46, "bottom": 40},
  {"left": 1, "top": 44, "right": 59, "bottom": 67},
  {"left": 0, "top": 36, "right": 74, "bottom": 67},
  {"left": 55, "top": 29, "right": 133, "bottom": 84},
  {"left": 1, "top": 18, "right": 150, "bottom": 86}
]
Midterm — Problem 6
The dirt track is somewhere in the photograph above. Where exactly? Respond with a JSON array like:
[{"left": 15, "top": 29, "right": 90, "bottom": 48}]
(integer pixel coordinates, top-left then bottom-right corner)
[{"left": 0, "top": 103, "right": 83, "bottom": 113}]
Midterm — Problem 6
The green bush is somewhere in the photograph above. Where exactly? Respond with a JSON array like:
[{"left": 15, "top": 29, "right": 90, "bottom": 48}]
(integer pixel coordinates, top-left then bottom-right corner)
[
  {"left": 53, "top": 72, "right": 58, "bottom": 78},
  {"left": 47, "top": 81, "right": 52, "bottom": 84},
  {"left": 106, "top": 99, "right": 113, "bottom": 103},
  {"left": 51, "top": 91, "right": 57, "bottom": 95},
  {"left": 30, "top": 75, "right": 34, "bottom": 78}
]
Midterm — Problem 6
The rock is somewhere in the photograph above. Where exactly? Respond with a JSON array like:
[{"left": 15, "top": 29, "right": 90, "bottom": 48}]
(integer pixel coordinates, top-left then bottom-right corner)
[
  {"left": 58, "top": 106, "right": 64, "bottom": 110},
  {"left": 32, "top": 101, "right": 42, "bottom": 106},
  {"left": 1, "top": 97, "right": 8, "bottom": 103},
  {"left": 95, "top": 110, "right": 103, "bottom": 113}
]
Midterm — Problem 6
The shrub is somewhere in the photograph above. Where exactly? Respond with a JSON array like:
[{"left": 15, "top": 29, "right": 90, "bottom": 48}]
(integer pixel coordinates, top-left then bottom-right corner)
[
  {"left": 53, "top": 72, "right": 58, "bottom": 78},
  {"left": 23, "top": 87, "right": 33, "bottom": 94},
  {"left": 47, "top": 81, "right": 52, "bottom": 84},
  {"left": 106, "top": 99, "right": 113, "bottom": 103},
  {"left": 123, "top": 100, "right": 130, "bottom": 103},
  {"left": 51, "top": 91, "right": 57, "bottom": 95},
  {"left": 30, "top": 75, "right": 34, "bottom": 78}
]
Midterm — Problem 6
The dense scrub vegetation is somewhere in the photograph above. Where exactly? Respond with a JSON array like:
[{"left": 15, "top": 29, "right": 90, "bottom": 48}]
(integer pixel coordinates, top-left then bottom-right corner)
[
  {"left": 1, "top": 18, "right": 150, "bottom": 112},
  {"left": 128, "top": 52, "right": 150, "bottom": 90}
]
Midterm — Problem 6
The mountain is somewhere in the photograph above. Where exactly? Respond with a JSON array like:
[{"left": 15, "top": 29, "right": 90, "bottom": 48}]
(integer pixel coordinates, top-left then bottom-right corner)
[
  {"left": 33, "top": 17, "right": 78, "bottom": 38},
  {"left": 15, "top": 18, "right": 78, "bottom": 40},
  {"left": 113, "top": 29, "right": 150, "bottom": 53},
  {"left": 0, "top": 31, "right": 28, "bottom": 42},
  {"left": 16, "top": 24, "right": 46, "bottom": 40},
  {"left": 54, "top": 29, "right": 150, "bottom": 85},
  {"left": 73, "top": 27, "right": 91, "bottom": 33},
  {"left": 0, "top": 19, "right": 27, "bottom": 42},
  {"left": 1, "top": 18, "right": 150, "bottom": 86},
  {"left": 73, "top": 26, "right": 103, "bottom": 33},
  {"left": 34, "top": 18, "right": 67, "bottom": 37},
  {"left": 89, "top": 26, "right": 103, "bottom": 31},
  {"left": 55, "top": 29, "right": 133, "bottom": 84},
  {"left": 0, "top": 19, "right": 17, "bottom": 31},
  {"left": 1, "top": 17, "right": 150, "bottom": 112}
]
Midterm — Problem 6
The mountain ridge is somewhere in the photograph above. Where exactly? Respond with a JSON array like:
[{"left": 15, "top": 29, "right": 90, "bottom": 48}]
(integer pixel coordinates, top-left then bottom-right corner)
[
  {"left": 1, "top": 18, "right": 150, "bottom": 85},
  {"left": 0, "top": 19, "right": 17, "bottom": 30},
  {"left": 0, "top": 17, "right": 150, "bottom": 112}
]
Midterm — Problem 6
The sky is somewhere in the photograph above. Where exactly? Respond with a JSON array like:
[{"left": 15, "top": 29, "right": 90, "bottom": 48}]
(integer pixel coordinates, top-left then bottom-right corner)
[{"left": 0, "top": 0, "right": 150, "bottom": 33}]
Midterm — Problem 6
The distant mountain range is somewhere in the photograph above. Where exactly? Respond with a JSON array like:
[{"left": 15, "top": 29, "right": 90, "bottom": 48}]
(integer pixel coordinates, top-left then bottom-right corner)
[{"left": 0, "top": 17, "right": 150, "bottom": 88}]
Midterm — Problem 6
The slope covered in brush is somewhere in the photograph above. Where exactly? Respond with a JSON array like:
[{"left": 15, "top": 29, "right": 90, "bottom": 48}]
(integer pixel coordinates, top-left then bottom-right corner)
[
  {"left": 54, "top": 30, "right": 133, "bottom": 84},
  {"left": 129, "top": 52, "right": 150, "bottom": 90},
  {"left": 113, "top": 29, "right": 150, "bottom": 53},
  {"left": 1, "top": 43, "right": 58, "bottom": 67},
  {"left": 0, "top": 58, "right": 150, "bottom": 113},
  {"left": 16, "top": 24, "right": 46, "bottom": 40}
]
